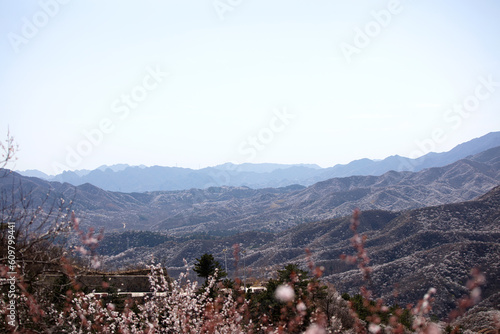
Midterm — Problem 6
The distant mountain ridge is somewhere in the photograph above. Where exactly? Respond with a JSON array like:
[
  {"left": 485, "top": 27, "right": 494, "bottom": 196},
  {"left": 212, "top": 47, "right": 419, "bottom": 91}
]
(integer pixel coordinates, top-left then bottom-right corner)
[
  {"left": 17, "top": 131, "right": 500, "bottom": 192},
  {"left": 3, "top": 145, "right": 500, "bottom": 235}
]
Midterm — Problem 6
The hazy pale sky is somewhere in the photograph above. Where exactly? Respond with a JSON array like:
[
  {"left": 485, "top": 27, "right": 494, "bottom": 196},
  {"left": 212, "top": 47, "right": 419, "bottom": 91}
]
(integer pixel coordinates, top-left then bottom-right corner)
[{"left": 1, "top": 0, "right": 499, "bottom": 174}]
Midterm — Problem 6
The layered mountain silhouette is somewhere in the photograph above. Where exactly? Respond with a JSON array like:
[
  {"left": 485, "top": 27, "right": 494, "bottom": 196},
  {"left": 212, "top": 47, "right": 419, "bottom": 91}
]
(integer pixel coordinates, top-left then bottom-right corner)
[
  {"left": 2, "top": 145, "right": 499, "bottom": 235},
  {"left": 18, "top": 131, "right": 500, "bottom": 192}
]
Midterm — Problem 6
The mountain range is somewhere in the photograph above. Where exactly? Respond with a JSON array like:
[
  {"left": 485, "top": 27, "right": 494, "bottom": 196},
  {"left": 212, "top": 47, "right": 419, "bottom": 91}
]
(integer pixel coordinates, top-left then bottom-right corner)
[
  {"left": 18, "top": 131, "right": 500, "bottom": 192},
  {"left": 3, "top": 145, "right": 500, "bottom": 235}
]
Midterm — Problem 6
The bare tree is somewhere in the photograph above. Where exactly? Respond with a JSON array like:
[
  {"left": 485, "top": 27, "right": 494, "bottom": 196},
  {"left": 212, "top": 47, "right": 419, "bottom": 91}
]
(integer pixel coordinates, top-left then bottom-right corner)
[
  {"left": 0, "top": 129, "right": 18, "bottom": 171},
  {"left": 0, "top": 134, "right": 76, "bottom": 312},
  {"left": 317, "top": 282, "right": 354, "bottom": 330},
  {"left": 0, "top": 183, "right": 74, "bottom": 286}
]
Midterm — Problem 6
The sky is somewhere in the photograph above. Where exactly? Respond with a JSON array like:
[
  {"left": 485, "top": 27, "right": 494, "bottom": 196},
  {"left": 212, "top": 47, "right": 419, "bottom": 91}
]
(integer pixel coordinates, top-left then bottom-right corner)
[{"left": 1, "top": 0, "right": 499, "bottom": 175}]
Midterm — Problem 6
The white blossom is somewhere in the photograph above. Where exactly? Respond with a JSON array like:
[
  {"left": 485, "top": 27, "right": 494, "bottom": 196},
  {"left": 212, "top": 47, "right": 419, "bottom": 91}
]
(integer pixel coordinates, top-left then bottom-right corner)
[{"left": 275, "top": 284, "right": 295, "bottom": 302}]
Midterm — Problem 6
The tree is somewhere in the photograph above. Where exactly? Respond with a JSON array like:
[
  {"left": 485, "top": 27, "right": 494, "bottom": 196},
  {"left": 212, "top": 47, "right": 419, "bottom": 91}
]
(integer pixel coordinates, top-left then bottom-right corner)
[
  {"left": 318, "top": 282, "right": 354, "bottom": 329},
  {"left": 0, "top": 133, "right": 78, "bottom": 331},
  {"left": 0, "top": 172, "right": 75, "bottom": 290},
  {"left": 0, "top": 129, "right": 17, "bottom": 171},
  {"left": 193, "top": 253, "right": 227, "bottom": 284},
  {"left": 249, "top": 263, "right": 326, "bottom": 330},
  {"left": 277, "top": 263, "right": 326, "bottom": 303}
]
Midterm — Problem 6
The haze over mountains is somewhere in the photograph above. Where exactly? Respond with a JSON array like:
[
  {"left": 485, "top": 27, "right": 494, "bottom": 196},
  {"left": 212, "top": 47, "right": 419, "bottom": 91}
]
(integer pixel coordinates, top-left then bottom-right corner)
[
  {"left": 2, "top": 143, "right": 499, "bottom": 236},
  {"left": 18, "top": 131, "right": 500, "bottom": 192}
]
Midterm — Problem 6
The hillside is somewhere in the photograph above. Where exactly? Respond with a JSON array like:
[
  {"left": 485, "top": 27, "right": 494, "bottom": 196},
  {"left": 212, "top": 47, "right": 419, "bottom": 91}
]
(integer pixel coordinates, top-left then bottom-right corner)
[
  {"left": 100, "top": 186, "right": 500, "bottom": 319},
  {"left": 258, "top": 186, "right": 500, "bottom": 318}
]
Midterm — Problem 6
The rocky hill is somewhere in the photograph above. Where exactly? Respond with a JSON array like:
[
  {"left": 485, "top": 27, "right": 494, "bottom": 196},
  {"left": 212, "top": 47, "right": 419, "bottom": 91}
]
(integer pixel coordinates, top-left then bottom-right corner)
[
  {"left": 255, "top": 185, "right": 500, "bottom": 318},
  {"left": 101, "top": 186, "right": 500, "bottom": 318}
]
